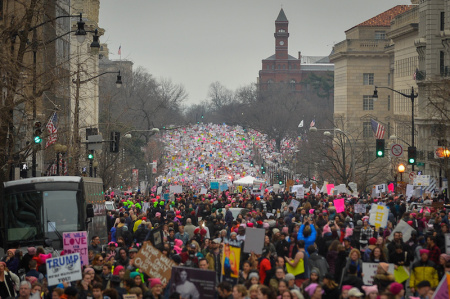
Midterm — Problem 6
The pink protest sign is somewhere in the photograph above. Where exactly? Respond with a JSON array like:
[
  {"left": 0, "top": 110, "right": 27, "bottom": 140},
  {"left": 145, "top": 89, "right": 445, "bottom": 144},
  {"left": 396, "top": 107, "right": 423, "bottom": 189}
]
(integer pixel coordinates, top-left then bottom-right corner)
[
  {"left": 63, "top": 231, "right": 88, "bottom": 267},
  {"left": 333, "top": 198, "right": 345, "bottom": 213},
  {"left": 326, "top": 184, "right": 335, "bottom": 195},
  {"left": 388, "top": 183, "right": 394, "bottom": 193}
]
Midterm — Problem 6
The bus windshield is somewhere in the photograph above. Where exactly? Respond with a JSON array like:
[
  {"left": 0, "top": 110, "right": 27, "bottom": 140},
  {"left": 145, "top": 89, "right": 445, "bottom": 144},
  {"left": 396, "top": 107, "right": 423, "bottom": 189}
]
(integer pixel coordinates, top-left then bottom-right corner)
[{"left": 5, "top": 190, "right": 82, "bottom": 242}]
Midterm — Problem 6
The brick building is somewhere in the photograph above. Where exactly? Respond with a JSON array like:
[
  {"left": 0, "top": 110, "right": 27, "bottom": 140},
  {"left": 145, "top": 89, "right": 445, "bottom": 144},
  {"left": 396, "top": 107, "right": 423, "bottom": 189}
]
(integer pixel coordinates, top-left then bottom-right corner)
[{"left": 258, "top": 9, "right": 333, "bottom": 92}]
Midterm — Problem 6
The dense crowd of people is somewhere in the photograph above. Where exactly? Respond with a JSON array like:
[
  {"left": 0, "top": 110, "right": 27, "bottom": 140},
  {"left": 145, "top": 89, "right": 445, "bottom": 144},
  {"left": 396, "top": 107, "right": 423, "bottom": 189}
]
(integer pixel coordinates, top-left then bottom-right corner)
[{"left": 2, "top": 188, "right": 449, "bottom": 299}]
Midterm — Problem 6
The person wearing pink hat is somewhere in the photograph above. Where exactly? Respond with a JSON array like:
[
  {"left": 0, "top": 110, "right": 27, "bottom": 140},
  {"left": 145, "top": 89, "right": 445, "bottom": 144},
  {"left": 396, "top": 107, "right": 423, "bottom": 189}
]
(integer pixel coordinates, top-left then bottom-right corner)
[
  {"left": 409, "top": 248, "right": 438, "bottom": 293},
  {"left": 362, "top": 285, "right": 378, "bottom": 299},
  {"left": 388, "top": 282, "right": 404, "bottom": 299},
  {"left": 148, "top": 278, "right": 163, "bottom": 299}
]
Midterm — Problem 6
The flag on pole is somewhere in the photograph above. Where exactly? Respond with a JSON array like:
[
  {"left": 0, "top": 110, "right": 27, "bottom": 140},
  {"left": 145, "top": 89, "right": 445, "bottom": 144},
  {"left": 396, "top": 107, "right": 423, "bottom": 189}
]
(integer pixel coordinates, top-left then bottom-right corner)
[
  {"left": 310, "top": 119, "right": 315, "bottom": 127},
  {"left": 298, "top": 120, "right": 304, "bottom": 128},
  {"left": 45, "top": 112, "right": 58, "bottom": 148},
  {"left": 118, "top": 45, "right": 121, "bottom": 55},
  {"left": 371, "top": 119, "right": 386, "bottom": 139}
]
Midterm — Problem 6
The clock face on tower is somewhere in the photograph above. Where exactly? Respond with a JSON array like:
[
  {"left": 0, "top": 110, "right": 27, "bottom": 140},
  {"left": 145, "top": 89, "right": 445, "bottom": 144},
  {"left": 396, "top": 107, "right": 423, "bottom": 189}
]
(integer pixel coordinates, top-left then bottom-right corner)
[{"left": 279, "top": 41, "right": 284, "bottom": 46}]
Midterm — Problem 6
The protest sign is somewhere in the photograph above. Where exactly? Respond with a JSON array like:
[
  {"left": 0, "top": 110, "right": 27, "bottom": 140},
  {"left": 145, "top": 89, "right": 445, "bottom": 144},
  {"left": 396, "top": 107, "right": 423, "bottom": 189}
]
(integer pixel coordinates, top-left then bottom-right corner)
[
  {"left": 326, "top": 184, "right": 334, "bottom": 195},
  {"left": 134, "top": 242, "right": 178, "bottom": 285},
  {"left": 354, "top": 204, "right": 366, "bottom": 214},
  {"left": 362, "top": 263, "right": 395, "bottom": 285},
  {"left": 210, "top": 182, "right": 219, "bottom": 189},
  {"left": 63, "top": 231, "right": 88, "bottom": 267},
  {"left": 46, "top": 253, "right": 82, "bottom": 286},
  {"left": 375, "top": 184, "right": 386, "bottom": 194},
  {"left": 432, "top": 273, "right": 450, "bottom": 299},
  {"left": 123, "top": 295, "right": 138, "bottom": 299},
  {"left": 394, "top": 266, "right": 409, "bottom": 283},
  {"left": 289, "top": 199, "right": 300, "bottom": 211},
  {"left": 219, "top": 183, "right": 228, "bottom": 192},
  {"left": 368, "top": 204, "right": 389, "bottom": 229},
  {"left": 388, "top": 183, "right": 395, "bottom": 193},
  {"left": 156, "top": 186, "right": 162, "bottom": 195},
  {"left": 200, "top": 188, "right": 207, "bottom": 195},
  {"left": 333, "top": 198, "right": 345, "bottom": 213},
  {"left": 388, "top": 220, "right": 415, "bottom": 242},
  {"left": 171, "top": 266, "right": 216, "bottom": 299},
  {"left": 320, "top": 181, "right": 328, "bottom": 194},
  {"left": 406, "top": 184, "right": 414, "bottom": 200},
  {"left": 222, "top": 244, "right": 240, "bottom": 278},
  {"left": 445, "top": 234, "right": 450, "bottom": 255},
  {"left": 243, "top": 227, "right": 265, "bottom": 254},
  {"left": 335, "top": 184, "right": 347, "bottom": 194},
  {"left": 170, "top": 185, "right": 183, "bottom": 194}
]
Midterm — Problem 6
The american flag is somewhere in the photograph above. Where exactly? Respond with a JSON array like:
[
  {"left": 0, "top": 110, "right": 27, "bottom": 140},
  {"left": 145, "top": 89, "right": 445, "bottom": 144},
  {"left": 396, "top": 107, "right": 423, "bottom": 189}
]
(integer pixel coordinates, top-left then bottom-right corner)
[
  {"left": 371, "top": 119, "right": 386, "bottom": 139},
  {"left": 46, "top": 160, "right": 57, "bottom": 176},
  {"left": 45, "top": 112, "right": 58, "bottom": 148},
  {"left": 310, "top": 119, "right": 315, "bottom": 127}
]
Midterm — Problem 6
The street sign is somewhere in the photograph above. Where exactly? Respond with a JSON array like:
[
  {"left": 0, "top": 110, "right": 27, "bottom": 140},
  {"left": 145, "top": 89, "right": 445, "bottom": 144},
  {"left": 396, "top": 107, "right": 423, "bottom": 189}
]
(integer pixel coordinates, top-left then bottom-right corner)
[
  {"left": 409, "top": 172, "right": 416, "bottom": 180},
  {"left": 391, "top": 144, "right": 403, "bottom": 157},
  {"left": 416, "top": 162, "right": 425, "bottom": 166},
  {"left": 87, "top": 134, "right": 103, "bottom": 150}
]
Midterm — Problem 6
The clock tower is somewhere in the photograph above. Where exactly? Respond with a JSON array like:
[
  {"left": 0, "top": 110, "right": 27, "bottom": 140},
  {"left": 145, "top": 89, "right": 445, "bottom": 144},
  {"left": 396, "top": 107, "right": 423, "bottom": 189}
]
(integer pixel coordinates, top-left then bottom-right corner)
[{"left": 275, "top": 9, "right": 289, "bottom": 60}]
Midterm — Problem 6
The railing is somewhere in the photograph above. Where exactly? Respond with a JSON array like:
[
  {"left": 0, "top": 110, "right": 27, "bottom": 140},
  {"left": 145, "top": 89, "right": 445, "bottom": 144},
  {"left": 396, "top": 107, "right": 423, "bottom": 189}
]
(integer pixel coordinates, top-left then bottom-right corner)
[{"left": 332, "top": 39, "right": 390, "bottom": 53}]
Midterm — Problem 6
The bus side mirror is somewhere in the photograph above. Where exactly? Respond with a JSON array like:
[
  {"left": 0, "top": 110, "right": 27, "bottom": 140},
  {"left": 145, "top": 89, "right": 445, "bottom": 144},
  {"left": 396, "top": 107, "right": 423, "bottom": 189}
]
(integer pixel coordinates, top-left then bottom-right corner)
[{"left": 86, "top": 204, "right": 94, "bottom": 218}]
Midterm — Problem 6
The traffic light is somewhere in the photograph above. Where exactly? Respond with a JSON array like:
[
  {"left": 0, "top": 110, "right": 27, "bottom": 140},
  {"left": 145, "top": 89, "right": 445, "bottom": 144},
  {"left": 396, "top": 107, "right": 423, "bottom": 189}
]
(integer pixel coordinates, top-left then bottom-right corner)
[
  {"left": 201, "top": 115, "right": 204, "bottom": 119},
  {"left": 88, "top": 151, "right": 94, "bottom": 160},
  {"left": 110, "top": 131, "right": 120, "bottom": 152},
  {"left": 261, "top": 164, "right": 264, "bottom": 170},
  {"left": 262, "top": 166, "right": 266, "bottom": 174},
  {"left": 376, "top": 139, "right": 385, "bottom": 157},
  {"left": 33, "top": 121, "right": 42, "bottom": 144},
  {"left": 408, "top": 146, "right": 417, "bottom": 165},
  {"left": 250, "top": 160, "right": 254, "bottom": 167},
  {"left": 279, "top": 178, "right": 284, "bottom": 185}
]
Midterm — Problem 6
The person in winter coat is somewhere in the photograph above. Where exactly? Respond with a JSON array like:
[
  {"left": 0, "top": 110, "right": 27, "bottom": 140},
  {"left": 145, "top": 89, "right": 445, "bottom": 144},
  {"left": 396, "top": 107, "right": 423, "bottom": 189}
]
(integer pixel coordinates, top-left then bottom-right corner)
[
  {"left": 410, "top": 249, "right": 439, "bottom": 293},
  {"left": 297, "top": 218, "right": 316, "bottom": 250},
  {"left": 334, "top": 245, "right": 348, "bottom": 283},
  {"left": 326, "top": 240, "right": 340, "bottom": 277},
  {"left": 0, "top": 262, "right": 18, "bottom": 298},
  {"left": 134, "top": 222, "right": 149, "bottom": 244},
  {"left": 2, "top": 249, "right": 19, "bottom": 274},
  {"left": 373, "top": 262, "right": 395, "bottom": 293},
  {"left": 307, "top": 245, "right": 329, "bottom": 280},
  {"left": 343, "top": 248, "right": 363, "bottom": 279},
  {"left": 322, "top": 273, "right": 340, "bottom": 299}
]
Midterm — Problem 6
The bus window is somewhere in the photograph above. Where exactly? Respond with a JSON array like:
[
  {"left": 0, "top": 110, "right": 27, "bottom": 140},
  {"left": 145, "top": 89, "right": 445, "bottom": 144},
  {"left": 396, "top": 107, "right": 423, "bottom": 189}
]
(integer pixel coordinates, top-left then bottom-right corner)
[{"left": 43, "top": 191, "right": 81, "bottom": 232}]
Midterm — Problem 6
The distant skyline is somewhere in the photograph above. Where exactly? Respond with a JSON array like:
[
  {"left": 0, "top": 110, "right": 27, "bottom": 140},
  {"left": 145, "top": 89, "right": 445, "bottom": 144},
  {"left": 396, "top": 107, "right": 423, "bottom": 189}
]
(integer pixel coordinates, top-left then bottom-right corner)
[{"left": 99, "top": 0, "right": 412, "bottom": 105}]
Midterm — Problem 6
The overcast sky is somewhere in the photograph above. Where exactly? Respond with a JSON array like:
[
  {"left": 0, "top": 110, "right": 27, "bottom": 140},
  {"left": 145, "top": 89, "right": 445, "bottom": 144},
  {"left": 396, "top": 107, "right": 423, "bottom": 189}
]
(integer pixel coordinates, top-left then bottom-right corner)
[{"left": 99, "top": 0, "right": 411, "bottom": 105}]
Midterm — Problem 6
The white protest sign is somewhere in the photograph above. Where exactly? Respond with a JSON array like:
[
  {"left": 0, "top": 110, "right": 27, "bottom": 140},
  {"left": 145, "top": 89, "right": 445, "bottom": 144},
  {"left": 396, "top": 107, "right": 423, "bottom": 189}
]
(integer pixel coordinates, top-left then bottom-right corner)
[
  {"left": 406, "top": 184, "right": 414, "bottom": 200},
  {"left": 336, "top": 184, "right": 348, "bottom": 194},
  {"left": 46, "top": 253, "right": 82, "bottom": 286},
  {"left": 362, "top": 262, "right": 395, "bottom": 285},
  {"left": 368, "top": 204, "right": 389, "bottom": 229},
  {"left": 348, "top": 182, "right": 358, "bottom": 195},
  {"left": 375, "top": 184, "right": 386, "bottom": 194},
  {"left": 289, "top": 199, "right": 300, "bottom": 211},
  {"left": 199, "top": 188, "right": 207, "bottom": 195},
  {"left": 169, "top": 185, "right": 183, "bottom": 194},
  {"left": 243, "top": 227, "right": 265, "bottom": 254},
  {"left": 388, "top": 220, "right": 415, "bottom": 242},
  {"left": 156, "top": 186, "right": 162, "bottom": 195},
  {"left": 354, "top": 204, "right": 366, "bottom": 214},
  {"left": 445, "top": 234, "right": 450, "bottom": 255},
  {"left": 414, "top": 175, "right": 431, "bottom": 186}
]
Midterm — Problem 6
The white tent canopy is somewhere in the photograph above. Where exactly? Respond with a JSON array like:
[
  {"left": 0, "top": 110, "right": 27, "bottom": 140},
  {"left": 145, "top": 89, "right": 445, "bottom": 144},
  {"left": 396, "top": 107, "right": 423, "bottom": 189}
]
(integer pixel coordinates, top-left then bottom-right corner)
[{"left": 233, "top": 175, "right": 257, "bottom": 185}]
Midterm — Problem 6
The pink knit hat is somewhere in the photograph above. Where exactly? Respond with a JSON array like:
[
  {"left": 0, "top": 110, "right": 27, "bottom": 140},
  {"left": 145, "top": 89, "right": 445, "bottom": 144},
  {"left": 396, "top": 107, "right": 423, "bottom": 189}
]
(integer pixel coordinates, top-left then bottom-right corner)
[
  {"left": 342, "top": 285, "right": 352, "bottom": 291},
  {"left": 362, "top": 285, "right": 378, "bottom": 295},
  {"left": 149, "top": 278, "right": 162, "bottom": 288}
]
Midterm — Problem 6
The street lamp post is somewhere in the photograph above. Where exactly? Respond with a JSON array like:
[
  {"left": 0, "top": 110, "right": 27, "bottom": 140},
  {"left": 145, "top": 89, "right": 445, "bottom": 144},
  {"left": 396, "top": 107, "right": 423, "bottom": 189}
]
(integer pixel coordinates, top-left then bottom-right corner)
[
  {"left": 72, "top": 70, "right": 122, "bottom": 175},
  {"left": 373, "top": 86, "right": 418, "bottom": 170},
  {"left": 310, "top": 127, "right": 356, "bottom": 184}
]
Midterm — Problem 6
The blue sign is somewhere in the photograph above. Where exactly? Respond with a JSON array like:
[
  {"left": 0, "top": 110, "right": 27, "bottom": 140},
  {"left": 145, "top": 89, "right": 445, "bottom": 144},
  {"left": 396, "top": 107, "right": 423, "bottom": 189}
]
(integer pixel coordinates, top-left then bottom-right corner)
[
  {"left": 210, "top": 182, "right": 219, "bottom": 189},
  {"left": 163, "top": 193, "right": 170, "bottom": 200},
  {"left": 220, "top": 183, "right": 228, "bottom": 191}
]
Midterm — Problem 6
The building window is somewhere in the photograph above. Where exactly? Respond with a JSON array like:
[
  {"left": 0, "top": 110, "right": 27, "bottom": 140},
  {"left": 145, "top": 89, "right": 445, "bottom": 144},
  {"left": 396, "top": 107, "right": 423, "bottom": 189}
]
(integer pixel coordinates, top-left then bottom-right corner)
[
  {"left": 363, "top": 122, "right": 372, "bottom": 138},
  {"left": 440, "top": 51, "right": 445, "bottom": 76},
  {"left": 441, "top": 12, "right": 445, "bottom": 31},
  {"left": 267, "top": 79, "right": 274, "bottom": 84},
  {"left": 363, "top": 95, "right": 374, "bottom": 111},
  {"left": 387, "top": 95, "right": 390, "bottom": 111},
  {"left": 277, "top": 64, "right": 280, "bottom": 69},
  {"left": 387, "top": 73, "right": 391, "bottom": 85},
  {"left": 375, "top": 31, "right": 386, "bottom": 39},
  {"left": 363, "top": 73, "right": 374, "bottom": 85},
  {"left": 272, "top": 65, "right": 274, "bottom": 70},
  {"left": 278, "top": 29, "right": 286, "bottom": 33},
  {"left": 388, "top": 122, "right": 391, "bottom": 137}
]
